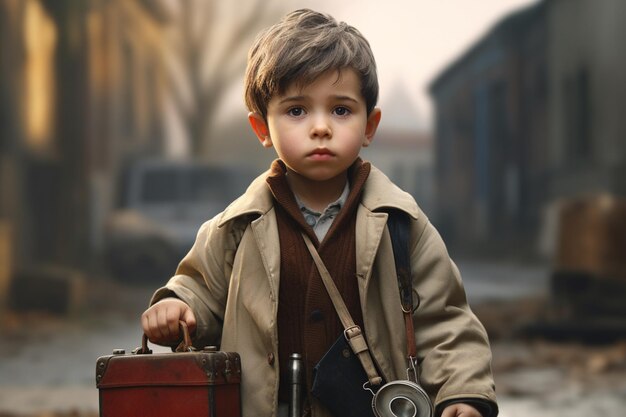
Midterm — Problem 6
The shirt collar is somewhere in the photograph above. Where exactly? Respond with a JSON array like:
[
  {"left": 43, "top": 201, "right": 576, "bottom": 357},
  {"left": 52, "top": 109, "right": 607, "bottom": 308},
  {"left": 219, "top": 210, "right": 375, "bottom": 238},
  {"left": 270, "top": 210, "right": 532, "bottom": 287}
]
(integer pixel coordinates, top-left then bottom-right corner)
[{"left": 294, "top": 180, "right": 350, "bottom": 216}]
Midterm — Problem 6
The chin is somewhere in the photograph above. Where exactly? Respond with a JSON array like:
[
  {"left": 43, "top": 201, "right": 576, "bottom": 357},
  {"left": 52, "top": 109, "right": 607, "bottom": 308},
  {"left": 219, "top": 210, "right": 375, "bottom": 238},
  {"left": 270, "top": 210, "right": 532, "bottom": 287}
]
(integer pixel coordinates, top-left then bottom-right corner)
[{"left": 306, "top": 171, "right": 346, "bottom": 183}]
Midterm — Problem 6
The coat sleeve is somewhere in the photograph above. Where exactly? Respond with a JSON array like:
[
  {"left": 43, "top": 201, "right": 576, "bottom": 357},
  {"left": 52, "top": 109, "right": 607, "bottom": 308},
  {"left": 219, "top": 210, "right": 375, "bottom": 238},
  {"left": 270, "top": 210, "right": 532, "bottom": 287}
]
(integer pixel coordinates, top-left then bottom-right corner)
[
  {"left": 149, "top": 215, "right": 245, "bottom": 349},
  {"left": 410, "top": 217, "right": 498, "bottom": 412}
]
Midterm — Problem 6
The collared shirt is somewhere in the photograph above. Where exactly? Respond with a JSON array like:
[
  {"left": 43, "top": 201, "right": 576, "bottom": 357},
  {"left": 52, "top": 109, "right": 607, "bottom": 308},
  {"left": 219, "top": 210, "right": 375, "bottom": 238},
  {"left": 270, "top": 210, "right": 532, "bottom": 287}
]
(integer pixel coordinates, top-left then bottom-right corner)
[{"left": 294, "top": 182, "right": 350, "bottom": 241}]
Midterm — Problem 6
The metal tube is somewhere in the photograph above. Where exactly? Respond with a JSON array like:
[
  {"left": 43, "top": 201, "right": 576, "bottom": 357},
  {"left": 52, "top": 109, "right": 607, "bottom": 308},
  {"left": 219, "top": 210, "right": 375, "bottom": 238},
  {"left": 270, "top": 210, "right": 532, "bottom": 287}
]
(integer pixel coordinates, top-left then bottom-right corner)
[{"left": 288, "top": 353, "right": 303, "bottom": 417}]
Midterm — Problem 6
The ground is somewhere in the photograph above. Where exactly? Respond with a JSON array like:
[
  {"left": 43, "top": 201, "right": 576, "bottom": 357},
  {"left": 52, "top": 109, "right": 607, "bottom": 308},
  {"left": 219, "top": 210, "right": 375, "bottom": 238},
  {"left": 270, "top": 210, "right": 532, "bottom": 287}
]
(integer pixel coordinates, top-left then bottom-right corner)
[{"left": 1, "top": 260, "right": 625, "bottom": 416}]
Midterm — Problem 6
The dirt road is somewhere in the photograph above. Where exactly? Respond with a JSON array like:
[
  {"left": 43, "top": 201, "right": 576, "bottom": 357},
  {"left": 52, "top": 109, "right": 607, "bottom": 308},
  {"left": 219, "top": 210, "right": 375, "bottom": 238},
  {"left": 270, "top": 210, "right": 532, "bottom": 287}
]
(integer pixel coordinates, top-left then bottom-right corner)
[{"left": 1, "top": 262, "right": 625, "bottom": 416}]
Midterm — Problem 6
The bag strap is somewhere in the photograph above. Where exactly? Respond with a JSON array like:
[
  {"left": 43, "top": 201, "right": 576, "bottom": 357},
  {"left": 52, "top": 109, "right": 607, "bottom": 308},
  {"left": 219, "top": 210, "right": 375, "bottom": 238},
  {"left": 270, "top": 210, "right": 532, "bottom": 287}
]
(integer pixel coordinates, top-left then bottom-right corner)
[
  {"left": 387, "top": 209, "right": 420, "bottom": 382},
  {"left": 386, "top": 210, "right": 414, "bottom": 313},
  {"left": 301, "top": 233, "right": 383, "bottom": 387}
]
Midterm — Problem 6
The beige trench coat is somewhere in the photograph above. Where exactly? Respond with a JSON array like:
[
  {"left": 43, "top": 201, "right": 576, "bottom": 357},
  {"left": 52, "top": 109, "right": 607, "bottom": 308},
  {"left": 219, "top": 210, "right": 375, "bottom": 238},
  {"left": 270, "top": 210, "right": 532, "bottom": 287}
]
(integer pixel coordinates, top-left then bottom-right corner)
[{"left": 151, "top": 165, "right": 497, "bottom": 417}]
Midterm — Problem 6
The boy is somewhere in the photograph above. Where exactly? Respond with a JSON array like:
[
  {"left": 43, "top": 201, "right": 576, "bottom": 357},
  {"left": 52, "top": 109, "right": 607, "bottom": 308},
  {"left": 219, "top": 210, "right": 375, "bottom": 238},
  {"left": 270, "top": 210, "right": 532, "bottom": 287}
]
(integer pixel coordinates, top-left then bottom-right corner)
[{"left": 142, "top": 9, "right": 498, "bottom": 417}]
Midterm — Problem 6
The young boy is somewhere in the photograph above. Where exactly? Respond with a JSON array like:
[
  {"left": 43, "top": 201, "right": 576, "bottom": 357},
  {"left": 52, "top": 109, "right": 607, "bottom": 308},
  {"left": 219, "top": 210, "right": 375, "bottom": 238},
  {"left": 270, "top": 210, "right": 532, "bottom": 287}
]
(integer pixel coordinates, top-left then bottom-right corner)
[{"left": 142, "top": 9, "right": 498, "bottom": 417}]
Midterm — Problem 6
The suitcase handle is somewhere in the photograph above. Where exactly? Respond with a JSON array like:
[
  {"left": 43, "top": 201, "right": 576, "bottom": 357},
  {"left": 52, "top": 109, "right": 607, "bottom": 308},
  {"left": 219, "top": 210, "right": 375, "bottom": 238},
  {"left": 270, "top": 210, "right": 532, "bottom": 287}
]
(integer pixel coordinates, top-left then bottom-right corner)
[{"left": 137, "top": 321, "right": 194, "bottom": 354}]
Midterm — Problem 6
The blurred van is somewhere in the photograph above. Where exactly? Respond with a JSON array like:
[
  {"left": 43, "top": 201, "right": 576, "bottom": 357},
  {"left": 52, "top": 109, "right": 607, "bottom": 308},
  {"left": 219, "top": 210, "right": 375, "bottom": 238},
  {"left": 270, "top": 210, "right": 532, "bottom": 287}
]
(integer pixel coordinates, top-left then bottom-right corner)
[{"left": 104, "top": 159, "right": 257, "bottom": 283}]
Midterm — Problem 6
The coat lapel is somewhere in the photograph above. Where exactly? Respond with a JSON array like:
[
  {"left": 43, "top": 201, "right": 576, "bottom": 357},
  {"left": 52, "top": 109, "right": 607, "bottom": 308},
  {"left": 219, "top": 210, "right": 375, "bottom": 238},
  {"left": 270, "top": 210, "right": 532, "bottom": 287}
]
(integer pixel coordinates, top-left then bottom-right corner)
[
  {"left": 356, "top": 165, "right": 421, "bottom": 305},
  {"left": 355, "top": 207, "right": 388, "bottom": 292},
  {"left": 250, "top": 209, "right": 281, "bottom": 306}
]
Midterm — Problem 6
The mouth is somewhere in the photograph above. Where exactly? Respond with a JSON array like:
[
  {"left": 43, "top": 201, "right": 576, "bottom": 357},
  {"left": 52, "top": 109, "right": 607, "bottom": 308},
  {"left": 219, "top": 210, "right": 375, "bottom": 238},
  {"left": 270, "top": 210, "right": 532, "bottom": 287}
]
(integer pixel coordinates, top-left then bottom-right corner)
[{"left": 308, "top": 148, "right": 335, "bottom": 157}]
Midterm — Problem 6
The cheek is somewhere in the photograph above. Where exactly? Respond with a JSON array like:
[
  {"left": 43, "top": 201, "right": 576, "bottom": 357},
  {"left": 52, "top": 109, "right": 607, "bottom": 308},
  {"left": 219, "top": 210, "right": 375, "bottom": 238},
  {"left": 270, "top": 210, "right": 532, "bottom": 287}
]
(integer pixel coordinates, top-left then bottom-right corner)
[
  {"left": 270, "top": 124, "right": 300, "bottom": 152},
  {"left": 346, "top": 125, "right": 368, "bottom": 147},
  {"left": 270, "top": 134, "right": 296, "bottom": 158}
]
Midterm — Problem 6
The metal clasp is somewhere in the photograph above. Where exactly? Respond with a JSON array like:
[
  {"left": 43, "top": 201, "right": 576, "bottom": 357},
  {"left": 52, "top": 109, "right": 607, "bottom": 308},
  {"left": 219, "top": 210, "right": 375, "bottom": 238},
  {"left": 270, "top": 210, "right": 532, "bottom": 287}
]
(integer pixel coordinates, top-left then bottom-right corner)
[
  {"left": 343, "top": 325, "right": 361, "bottom": 340},
  {"left": 406, "top": 356, "right": 419, "bottom": 383}
]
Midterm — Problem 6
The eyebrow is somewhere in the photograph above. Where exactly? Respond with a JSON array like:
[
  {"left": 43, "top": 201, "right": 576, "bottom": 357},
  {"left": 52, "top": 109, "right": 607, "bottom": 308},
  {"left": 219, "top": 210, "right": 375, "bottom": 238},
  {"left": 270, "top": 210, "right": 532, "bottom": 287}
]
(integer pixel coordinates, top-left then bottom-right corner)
[{"left": 278, "top": 95, "right": 360, "bottom": 105}]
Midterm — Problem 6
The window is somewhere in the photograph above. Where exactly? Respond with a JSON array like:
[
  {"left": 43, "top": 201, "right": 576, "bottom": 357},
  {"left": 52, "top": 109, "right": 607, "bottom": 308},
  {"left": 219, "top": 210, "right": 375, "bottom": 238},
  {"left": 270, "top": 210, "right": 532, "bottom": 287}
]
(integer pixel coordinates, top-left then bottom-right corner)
[
  {"left": 140, "top": 168, "right": 180, "bottom": 203},
  {"left": 562, "top": 67, "right": 592, "bottom": 160}
]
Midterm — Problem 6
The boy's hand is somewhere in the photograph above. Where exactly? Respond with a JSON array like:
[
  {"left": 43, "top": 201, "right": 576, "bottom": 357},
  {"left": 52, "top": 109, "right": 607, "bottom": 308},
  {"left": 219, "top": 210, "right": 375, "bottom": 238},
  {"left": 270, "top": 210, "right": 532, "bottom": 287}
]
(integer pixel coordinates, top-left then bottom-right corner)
[
  {"left": 141, "top": 298, "right": 197, "bottom": 345},
  {"left": 441, "top": 403, "right": 482, "bottom": 417}
]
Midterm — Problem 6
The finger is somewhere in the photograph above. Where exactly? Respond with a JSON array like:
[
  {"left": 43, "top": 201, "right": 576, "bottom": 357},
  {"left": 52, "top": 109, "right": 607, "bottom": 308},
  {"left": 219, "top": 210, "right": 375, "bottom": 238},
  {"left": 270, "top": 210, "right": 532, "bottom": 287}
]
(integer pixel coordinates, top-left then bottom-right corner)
[
  {"left": 146, "top": 308, "right": 164, "bottom": 342},
  {"left": 440, "top": 405, "right": 457, "bottom": 417},
  {"left": 182, "top": 307, "right": 197, "bottom": 333},
  {"left": 165, "top": 305, "right": 181, "bottom": 340},
  {"left": 458, "top": 404, "right": 481, "bottom": 417},
  {"left": 156, "top": 306, "right": 171, "bottom": 340}
]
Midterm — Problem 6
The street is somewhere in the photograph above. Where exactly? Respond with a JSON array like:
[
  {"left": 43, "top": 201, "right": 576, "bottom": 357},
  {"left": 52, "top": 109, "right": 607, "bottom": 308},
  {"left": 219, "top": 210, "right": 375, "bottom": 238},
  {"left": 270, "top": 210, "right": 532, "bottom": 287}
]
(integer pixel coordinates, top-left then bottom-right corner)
[{"left": 1, "top": 260, "right": 625, "bottom": 416}]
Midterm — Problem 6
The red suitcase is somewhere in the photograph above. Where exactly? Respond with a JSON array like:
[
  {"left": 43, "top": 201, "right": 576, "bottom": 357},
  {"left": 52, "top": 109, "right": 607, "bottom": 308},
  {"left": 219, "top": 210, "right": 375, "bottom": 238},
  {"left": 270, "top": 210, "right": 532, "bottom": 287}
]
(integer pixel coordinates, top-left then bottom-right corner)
[{"left": 96, "top": 323, "right": 241, "bottom": 417}]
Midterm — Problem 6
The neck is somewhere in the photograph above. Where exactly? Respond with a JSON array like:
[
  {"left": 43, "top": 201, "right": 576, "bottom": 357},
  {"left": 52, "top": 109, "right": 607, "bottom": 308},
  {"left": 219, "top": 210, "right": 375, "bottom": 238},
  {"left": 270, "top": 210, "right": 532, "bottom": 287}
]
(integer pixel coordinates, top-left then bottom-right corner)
[{"left": 286, "top": 170, "right": 347, "bottom": 212}]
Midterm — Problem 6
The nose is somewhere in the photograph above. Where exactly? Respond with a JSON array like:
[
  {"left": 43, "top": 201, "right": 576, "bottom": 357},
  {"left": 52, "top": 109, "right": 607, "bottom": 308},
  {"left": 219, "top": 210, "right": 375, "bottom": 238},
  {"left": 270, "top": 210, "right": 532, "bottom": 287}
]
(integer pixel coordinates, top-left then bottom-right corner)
[{"left": 309, "top": 114, "right": 332, "bottom": 139}]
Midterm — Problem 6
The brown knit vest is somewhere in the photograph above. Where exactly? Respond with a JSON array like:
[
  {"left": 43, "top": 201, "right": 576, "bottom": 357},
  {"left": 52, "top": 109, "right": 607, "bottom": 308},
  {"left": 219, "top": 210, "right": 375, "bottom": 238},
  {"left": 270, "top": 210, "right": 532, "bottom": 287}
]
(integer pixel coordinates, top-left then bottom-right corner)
[{"left": 265, "top": 159, "right": 371, "bottom": 402}]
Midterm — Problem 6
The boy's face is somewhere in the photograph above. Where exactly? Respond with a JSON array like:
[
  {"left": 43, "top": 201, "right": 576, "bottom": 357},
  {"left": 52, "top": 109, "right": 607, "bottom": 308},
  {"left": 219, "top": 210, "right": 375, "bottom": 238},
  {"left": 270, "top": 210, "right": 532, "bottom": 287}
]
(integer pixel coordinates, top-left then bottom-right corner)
[{"left": 249, "top": 69, "right": 381, "bottom": 183}]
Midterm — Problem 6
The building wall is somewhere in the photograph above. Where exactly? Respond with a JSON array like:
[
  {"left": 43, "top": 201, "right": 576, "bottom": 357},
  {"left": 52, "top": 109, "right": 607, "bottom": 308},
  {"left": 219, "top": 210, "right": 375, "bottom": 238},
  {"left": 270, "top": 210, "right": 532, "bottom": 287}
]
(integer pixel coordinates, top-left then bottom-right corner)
[
  {"left": 430, "top": 0, "right": 626, "bottom": 257},
  {"left": 0, "top": 0, "right": 27, "bottom": 272},
  {"left": 547, "top": 0, "right": 626, "bottom": 198},
  {"left": 0, "top": 0, "right": 171, "bottom": 272},
  {"left": 430, "top": 2, "right": 548, "bottom": 253}
]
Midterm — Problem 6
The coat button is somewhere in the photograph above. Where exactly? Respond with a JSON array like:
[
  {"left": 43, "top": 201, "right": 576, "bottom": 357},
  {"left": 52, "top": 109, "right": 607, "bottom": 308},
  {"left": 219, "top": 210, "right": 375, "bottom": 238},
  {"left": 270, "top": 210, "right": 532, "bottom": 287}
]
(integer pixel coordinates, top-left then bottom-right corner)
[
  {"left": 267, "top": 352, "right": 275, "bottom": 366},
  {"left": 309, "top": 309, "right": 324, "bottom": 323}
]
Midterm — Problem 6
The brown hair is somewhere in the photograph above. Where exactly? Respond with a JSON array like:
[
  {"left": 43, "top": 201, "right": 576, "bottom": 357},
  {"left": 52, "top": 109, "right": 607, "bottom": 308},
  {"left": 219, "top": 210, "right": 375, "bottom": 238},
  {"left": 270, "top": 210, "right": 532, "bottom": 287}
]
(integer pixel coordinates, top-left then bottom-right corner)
[{"left": 244, "top": 9, "right": 379, "bottom": 119}]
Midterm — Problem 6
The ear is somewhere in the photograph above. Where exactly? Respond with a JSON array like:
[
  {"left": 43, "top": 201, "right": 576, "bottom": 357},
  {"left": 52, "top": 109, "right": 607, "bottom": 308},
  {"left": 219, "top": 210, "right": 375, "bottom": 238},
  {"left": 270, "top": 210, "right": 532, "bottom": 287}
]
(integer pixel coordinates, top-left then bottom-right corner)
[
  {"left": 363, "top": 107, "right": 381, "bottom": 147},
  {"left": 248, "top": 112, "right": 273, "bottom": 148}
]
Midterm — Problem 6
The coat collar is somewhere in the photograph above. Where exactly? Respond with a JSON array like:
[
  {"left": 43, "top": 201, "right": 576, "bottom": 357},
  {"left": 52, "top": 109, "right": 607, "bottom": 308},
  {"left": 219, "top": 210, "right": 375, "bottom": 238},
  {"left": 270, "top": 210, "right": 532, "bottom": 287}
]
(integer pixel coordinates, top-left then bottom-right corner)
[
  {"left": 217, "top": 169, "right": 274, "bottom": 227},
  {"left": 360, "top": 165, "right": 420, "bottom": 219},
  {"left": 216, "top": 162, "right": 420, "bottom": 228}
]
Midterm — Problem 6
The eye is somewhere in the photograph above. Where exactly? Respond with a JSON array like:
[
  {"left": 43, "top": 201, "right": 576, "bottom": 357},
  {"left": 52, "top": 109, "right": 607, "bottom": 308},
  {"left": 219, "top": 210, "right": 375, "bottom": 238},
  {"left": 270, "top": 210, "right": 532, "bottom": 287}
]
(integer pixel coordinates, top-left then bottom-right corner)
[
  {"left": 333, "top": 106, "right": 351, "bottom": 116},
  {"left": 287, "top": 107, "right": 305, "bottom": 117}
]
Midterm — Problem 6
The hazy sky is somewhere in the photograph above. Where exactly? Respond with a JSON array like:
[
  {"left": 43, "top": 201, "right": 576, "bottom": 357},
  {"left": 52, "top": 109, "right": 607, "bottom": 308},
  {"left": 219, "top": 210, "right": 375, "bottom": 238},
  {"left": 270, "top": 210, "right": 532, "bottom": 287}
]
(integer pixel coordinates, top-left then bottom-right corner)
[{"left": 288, "top": 0, "right": 539, "bottom": 132}]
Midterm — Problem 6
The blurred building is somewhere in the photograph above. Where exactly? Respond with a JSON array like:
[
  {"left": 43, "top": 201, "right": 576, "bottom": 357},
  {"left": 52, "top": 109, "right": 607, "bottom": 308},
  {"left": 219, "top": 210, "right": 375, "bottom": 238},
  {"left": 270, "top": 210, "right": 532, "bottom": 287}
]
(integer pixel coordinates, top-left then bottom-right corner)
[
  {"left": 429, "top": 0, "right": 626, "bottom": 257},
  {"left": 0, "top": 0, "right": 290, "bottom": 304},
  {"left": 0, "top": 0, "right": 172, "bottom": 282},
  {"left": 363, "top": 84, "right": 434, "bottom": 216}
]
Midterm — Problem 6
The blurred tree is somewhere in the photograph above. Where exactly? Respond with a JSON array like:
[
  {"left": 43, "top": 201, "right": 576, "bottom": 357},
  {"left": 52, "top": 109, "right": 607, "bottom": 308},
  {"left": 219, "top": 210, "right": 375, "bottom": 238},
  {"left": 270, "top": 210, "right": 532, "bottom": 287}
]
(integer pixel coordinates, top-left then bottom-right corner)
[{"left": 162, "top": 0, "right": 286, "bottom": 157}]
